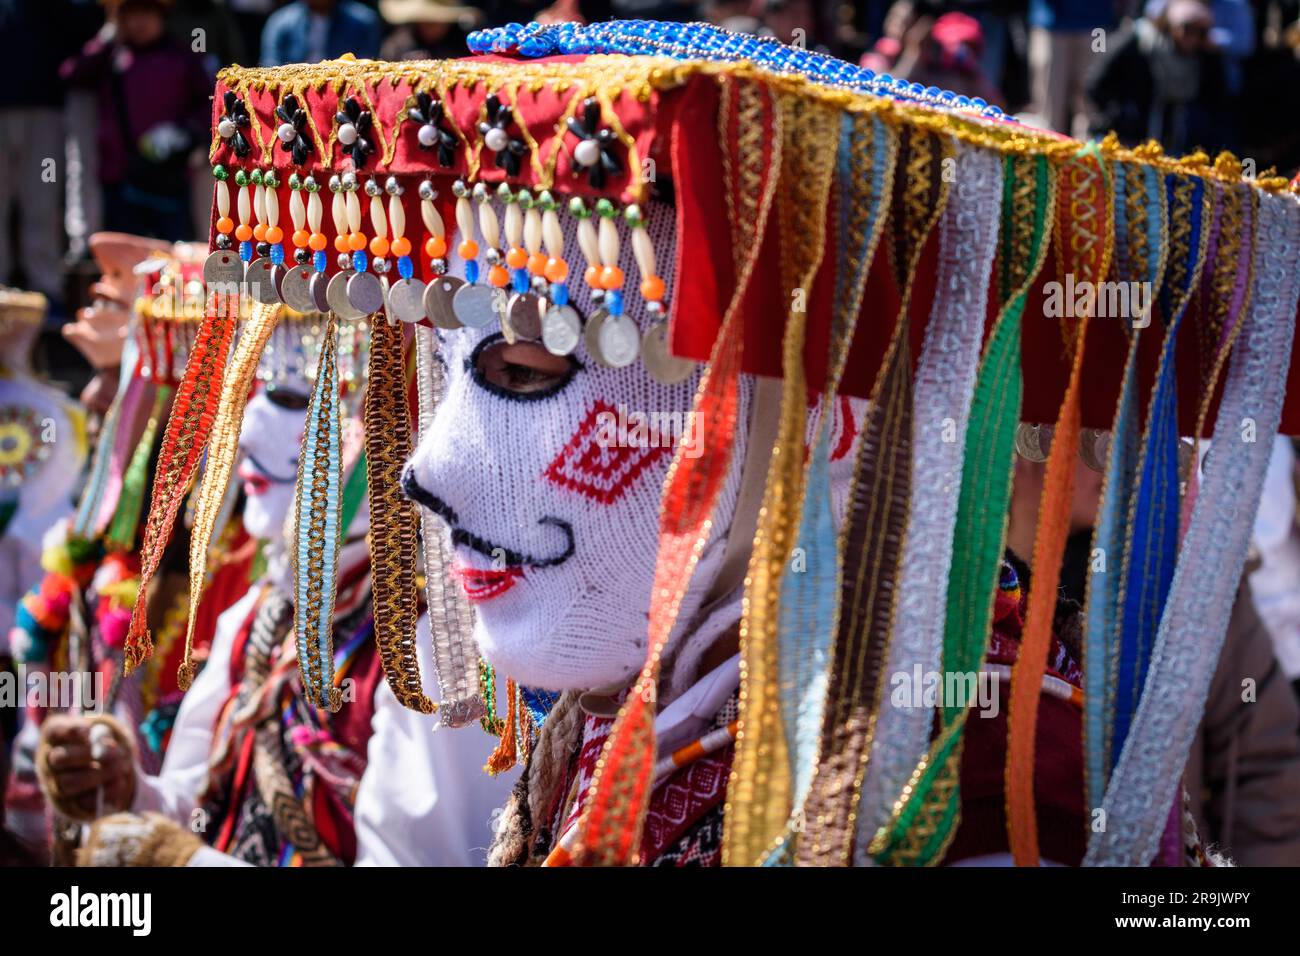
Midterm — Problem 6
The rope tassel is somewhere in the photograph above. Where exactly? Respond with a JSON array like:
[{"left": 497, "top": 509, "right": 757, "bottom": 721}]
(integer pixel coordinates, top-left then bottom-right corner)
[{"left": 365, "top": 314, "right": 434, "bottom": 713}]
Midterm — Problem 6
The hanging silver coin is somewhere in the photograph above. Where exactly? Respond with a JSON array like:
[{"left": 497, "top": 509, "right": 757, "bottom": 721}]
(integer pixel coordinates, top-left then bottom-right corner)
[
  {"left": 388, "top": 278, "right": 428, "bottom": 324},
  {"left": 641, "top": 321, "right": 695, "bottom": 385},
  {"left": 1078, "top": 427, "right": 1109, "bottom": 473},
  {"left": 245, "top": 257, "right": 281, "bottom": 305},
  {"left": 452, "top": 283, "right": 499, "bottom": 329},
  {"left": 280, "top": 264, "right": 317, "bottom": 314},
  {"left": 506, "top": 292, "right": 544, "bottom": 341},
  {"left": 203, "top": 249, "right": 244, "bottom": 295},
  {"left": 583, "top": 308, "right": 611, "bottom": 367},
  {"left": 541, "top": 303, "right": 582, "bottom": 356},
  {"left": 346, "top": 269, "right": 385, "bottom": 316},
  {"left": 598, "top": 314, "right": 640, "bottom": 368},
  {"left": 423, "top": 275, "right": 464, "bottom": 330},
  {"left": 1014, "top": 422, "right": 1052, "bottom": 462},
  {"left": 326, "top": 269, "right": 366, "bottom": 320},
  {"left": 309, "top": 270, "right": 331, "bottom": 313}
]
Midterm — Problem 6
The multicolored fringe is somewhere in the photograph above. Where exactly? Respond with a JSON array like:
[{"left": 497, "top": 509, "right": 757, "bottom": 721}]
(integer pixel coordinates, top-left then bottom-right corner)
[
  {"left": 1083, "top": 160, "right": 1167, "bottom": 814},
  {"left": 1005, "top": 146, "right": 1112, "bottom": 866},
  {"left": 125, "top": 290, "right": 239, "bottom": 673},
  {"left": 724, "top": 92, "right": 839, "bottom": 867},
  {"left": 1087, "top": 190, "right": 1300, "bottom": 864},
  {"left": 856, "top": 141, "right": 1003, "bottom": 861},
  {"left": 870, "top": 153, "right": 1055, "bottom": 866}
]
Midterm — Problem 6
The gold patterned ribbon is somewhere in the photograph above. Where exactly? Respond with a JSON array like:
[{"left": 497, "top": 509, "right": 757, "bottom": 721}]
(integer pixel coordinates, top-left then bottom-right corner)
[
  {"left": 721, "top": 92, "right": 840, "bottom": 866},
  {"left": 365, "top": 316, "right": 434, "bottom": 713},
  {"left": 177, "top": 301, "right": 283, "bottom": 689},
  {"left": 125, "top": 290, "right": 239, "bottom": 673},
  {"left": 792, "top": 127, "right": 948, "bottom": 866}
]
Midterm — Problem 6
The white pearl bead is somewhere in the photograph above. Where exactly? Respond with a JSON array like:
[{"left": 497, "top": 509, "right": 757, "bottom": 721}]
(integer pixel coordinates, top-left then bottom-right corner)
[
  {"left": 338, "top": 123, "right": 358, "bottom": 146},
  {"left": 218, "top": 118, "right": 236, "bottom": 139},
  {"left": 574, "top": 139, "right": 601, "bottom": 168},
  {"left": 417, "top": 124, "right": 437, "bottom": 147},
  {"left": 484, "top": 127, "right": 509, "bottom": 152},
  {"left": 278, "top": 122, "right": 296, "bottom": 143}
]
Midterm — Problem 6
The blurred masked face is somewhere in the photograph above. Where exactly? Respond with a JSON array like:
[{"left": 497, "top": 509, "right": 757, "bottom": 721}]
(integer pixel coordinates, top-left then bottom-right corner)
[{"left": 237, "top": 384, "right": 309, "bottom": 542}]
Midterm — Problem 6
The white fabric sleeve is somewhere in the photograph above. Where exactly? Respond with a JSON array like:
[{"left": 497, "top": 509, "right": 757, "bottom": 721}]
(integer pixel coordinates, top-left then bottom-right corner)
[
  {"left": 354, "top": 614, "right": 518, "bottom": 866},
  {"left": 131, "top": 587, "right": 260, "bottom": 824}
]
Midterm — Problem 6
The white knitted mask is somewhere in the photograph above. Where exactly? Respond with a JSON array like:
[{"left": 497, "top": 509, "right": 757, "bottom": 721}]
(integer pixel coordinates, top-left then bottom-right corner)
[
  {"left": 404, "top": 199, "right": 754, "bottom": 692},
  {"left": 237, "top": 386, "right": 308, "bottom": 542},
  {"left": 404, "top": 200, "right": 864, "bottom": 694}
]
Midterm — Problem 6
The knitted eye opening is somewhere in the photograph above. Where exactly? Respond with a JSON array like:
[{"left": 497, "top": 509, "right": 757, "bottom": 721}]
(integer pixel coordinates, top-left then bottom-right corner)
[{"left": 469, "top": 334, "right": 581, "bottom": 402}]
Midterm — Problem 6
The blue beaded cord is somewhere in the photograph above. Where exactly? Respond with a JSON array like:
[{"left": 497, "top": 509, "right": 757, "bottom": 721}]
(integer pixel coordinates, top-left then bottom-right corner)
[{"left": 467, "top": 20, "right": 1007, "bottom": 121}]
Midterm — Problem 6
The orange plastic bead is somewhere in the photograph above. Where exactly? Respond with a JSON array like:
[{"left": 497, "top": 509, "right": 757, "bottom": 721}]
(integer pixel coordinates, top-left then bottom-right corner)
[
  {"left": 216, "top": 216, "right": 234, "bottom": 234},
  {"left": 253, "top": 223, "right": 268, "bottom": 242},
  {"left": 391, "top": 236, "right": 412, "bottom": 257},
  {"left": 425, "top": 236, "right": 448, "bottom": 259},
  {"left": 488, "top": 264, "right": 510, "bottom": 287},
  {"left": 599, "top": 265, "right": 625, "bottom": 290},
  {"left": 505, "top": 247, "right": 528, "bottom": 270},
  {"left": 583, "top": 264, "right": 602, "bottom": 288},
  {"left": 309, "top": 232, "right": 328, "bottom": 251},
  {"left": 527, "top": 252, "right": 548, "bottom": 275},
  {"left": 640, "top": 275, "right": 666, "bottom": 301},
  {"left": 458, "top": 239, "right": 479, "bottom": 260},
  {"left": 265, "top": 225, "right": 284, "bottom": 244},
  {"left": 370, "top": 236, "right": 390, "bottom": 257},
  {"left": 544, "top": 257, "right": 569, "bottom": 283},
  {"left": 348, "top": 232, "right": 368, "bottom": 252},
  {"left": 292, "top": 229, "right": 311, "bottom": 248},
  {"left": 334, "top": 233, "right": 350, "bottom": 253},
  {"left": 235, "top": 223, "right": 254, "bottom": 242}
]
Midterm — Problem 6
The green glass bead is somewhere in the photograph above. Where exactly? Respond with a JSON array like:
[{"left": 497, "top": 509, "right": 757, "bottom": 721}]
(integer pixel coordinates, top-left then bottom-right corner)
[
  {"left": 496, "top": 182, "right": 515, "bottom": 203},
  {"left": 212, "top": 163, "right": 228, "bottom": 182},
  {"left": 250, "top": 168, "right": 264, "bottom": 185},
  {"left": 536, "top": 190, "right": 556, "bottom": 212},
  {"left": 568, "top": 196, "right": 590, "bottom": 218},
  {"left": 288, "top": 172, "right": 302, "bottom": 190},
  {"left": 594, "top": 198, "right": 616, "bottom": 219},
  {"left": 517, "top": 188, "right": 534, "bottom": 209},
  {"left": 234, "top": 169, "right": 249, "bottom": 187},
  {"left": 624, "top": 204, "right": 644, "bottom": 228}
]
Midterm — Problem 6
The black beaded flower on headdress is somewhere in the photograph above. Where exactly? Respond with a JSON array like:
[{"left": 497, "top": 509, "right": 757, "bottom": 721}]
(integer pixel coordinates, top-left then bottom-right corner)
[
  {"left": 275, "top": 94, "right": 314, "bottom": 166},
  {"left": 407, "top": 93, "right": 457, "bottom": 168},
  {"left": 478, "top": 94, "right": 526, "bottom": 177},
  {"left": 217, "top": 91, "right": 253, "bottom": 158},
  {"left": 567, "top": 97, "right": 622, "bottom": 189},
  {"left": 335, "top": 96, "right": 374, "bottom": 168}
]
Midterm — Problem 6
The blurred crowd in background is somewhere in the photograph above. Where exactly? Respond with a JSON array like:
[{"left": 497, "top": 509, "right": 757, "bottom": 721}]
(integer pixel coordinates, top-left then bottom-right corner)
[{"left": 4, "top": 0, "right": 1300, "bottom": 362}]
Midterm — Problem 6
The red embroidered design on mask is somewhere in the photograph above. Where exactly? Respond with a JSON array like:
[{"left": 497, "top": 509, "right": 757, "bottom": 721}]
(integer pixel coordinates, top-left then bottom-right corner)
[{"left": 544, "top": 400, "right": 672, "bottom": 505}]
